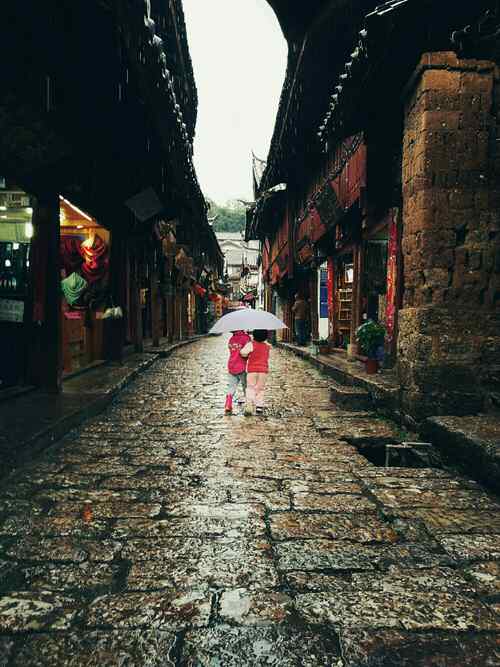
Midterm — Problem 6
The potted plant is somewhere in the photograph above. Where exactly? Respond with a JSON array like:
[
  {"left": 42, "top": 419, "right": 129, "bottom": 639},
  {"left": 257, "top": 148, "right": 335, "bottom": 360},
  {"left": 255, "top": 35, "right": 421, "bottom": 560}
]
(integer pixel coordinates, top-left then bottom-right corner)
[
  {"left": 355, "top": 320, "right": 386, "bottom": 374},
  {"left": 317, "top": 338, "right": 330, "bottom": 355}
]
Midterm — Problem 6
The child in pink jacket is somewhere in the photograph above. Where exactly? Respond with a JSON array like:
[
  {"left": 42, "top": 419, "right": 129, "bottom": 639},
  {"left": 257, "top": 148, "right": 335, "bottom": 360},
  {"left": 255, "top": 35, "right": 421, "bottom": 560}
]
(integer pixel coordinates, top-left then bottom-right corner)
[
  {"left": 225, "top": 330, "right": 251, "bottom": 414},
  {"left": 240, "top": 329, "right": 271, "bottom": 416}
]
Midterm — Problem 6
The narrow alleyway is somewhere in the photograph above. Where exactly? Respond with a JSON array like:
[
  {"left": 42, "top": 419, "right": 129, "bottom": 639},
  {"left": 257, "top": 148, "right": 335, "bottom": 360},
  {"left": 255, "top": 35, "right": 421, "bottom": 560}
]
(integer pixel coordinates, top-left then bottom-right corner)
[{"left": 0, "top": 337, "right": 499, "bottom": 665}]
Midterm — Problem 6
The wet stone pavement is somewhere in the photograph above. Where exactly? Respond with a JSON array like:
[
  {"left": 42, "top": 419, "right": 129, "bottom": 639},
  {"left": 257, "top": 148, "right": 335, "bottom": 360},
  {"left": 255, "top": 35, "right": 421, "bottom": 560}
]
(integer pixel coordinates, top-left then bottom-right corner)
[{"left": 0, "top": 337, "right": 500, "bottom": 666}]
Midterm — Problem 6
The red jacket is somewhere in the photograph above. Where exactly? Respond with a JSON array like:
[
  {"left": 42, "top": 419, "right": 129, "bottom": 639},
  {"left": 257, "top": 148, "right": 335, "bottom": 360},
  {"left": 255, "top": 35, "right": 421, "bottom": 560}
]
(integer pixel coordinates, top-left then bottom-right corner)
[
  {"left": 227, "top": 331, "right": 250, "bottom": 374},
  {"left": 246, "top": 341, "right": 270, "bottom": 373}
]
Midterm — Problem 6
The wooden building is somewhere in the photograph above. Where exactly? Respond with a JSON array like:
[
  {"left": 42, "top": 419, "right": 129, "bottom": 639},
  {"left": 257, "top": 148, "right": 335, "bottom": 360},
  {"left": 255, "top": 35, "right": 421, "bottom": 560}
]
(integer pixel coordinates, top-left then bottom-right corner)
[
  {"left": 0, "top": 0, "right": 222, "bottom": 395},
  {"left": 248, "top": 0, "right": 500, "bottom": 421}
]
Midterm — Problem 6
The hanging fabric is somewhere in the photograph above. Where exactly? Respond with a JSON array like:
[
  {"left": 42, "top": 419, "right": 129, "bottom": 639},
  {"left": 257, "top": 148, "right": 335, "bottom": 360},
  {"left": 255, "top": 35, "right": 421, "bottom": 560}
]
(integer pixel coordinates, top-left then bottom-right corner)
[
  {"left": 80, "top": 233, "right": 109, "bottom": 283},
  {"left": 61, "top": 272, "right": 88, "bottom": 306},
  {"left": 60, "top": 236, "right": 83, "bottom": 277}
]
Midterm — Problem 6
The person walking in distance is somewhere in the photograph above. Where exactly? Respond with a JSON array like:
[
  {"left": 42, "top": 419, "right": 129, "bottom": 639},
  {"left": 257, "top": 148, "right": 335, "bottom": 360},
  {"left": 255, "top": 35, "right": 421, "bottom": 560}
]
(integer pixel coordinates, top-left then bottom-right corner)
[
  {"left": 292, "top": 293, "right": 308, "bottom": 346},
  {"left": 224, "top": 330, "right": 251, "bottom": 414},
  {"left": 240, "top": 329, "right": 271, "bottom": 416}
]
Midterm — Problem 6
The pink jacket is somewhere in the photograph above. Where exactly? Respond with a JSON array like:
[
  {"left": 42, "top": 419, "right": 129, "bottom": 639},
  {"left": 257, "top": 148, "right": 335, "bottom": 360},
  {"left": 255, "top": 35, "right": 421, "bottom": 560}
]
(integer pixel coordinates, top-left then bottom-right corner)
[{"left": 227, "top": 331, "right": 251, "bottom": 375}]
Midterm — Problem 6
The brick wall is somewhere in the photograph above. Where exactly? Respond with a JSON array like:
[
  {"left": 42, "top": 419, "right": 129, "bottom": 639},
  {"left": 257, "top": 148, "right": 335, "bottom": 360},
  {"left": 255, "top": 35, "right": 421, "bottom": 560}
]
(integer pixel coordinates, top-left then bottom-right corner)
[{"left": 399, "top": 52, "right": 500, "bottom": 420}]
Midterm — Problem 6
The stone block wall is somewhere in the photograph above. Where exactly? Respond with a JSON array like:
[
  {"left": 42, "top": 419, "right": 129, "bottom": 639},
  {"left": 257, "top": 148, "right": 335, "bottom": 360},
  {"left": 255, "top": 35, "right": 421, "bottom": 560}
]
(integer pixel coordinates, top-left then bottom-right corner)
[{"left": 399, "top": 52, "right": 500, "bottom": 420}]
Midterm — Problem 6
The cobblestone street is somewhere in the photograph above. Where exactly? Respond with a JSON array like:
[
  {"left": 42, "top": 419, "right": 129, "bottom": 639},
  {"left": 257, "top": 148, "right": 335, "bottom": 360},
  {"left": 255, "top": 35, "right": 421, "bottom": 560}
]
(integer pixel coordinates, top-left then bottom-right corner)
[{"left": 0, "top": 337, "right": 499, "bottom": 665}]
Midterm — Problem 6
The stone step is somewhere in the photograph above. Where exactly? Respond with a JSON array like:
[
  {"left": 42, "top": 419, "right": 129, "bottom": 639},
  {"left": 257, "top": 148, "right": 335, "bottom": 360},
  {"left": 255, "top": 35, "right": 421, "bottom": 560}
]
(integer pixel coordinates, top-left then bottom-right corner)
[{"left": 330, "top": 380, "right": 372, "bottom": 411}]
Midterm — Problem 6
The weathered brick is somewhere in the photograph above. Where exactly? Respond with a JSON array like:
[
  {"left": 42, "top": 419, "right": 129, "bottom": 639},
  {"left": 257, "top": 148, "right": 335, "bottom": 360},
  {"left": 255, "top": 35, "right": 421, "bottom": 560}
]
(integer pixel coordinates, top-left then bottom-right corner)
[
  {"left": 420, "top": 111, "right": 460, "bottom": 131},
  {"left": 460, "top": 71, "right": 494, "bottom": 96},
  {"left": 421, "top": 69, "right": 460, "bottom": 94},
  {"left": 449, "top": 190, "right": 474, "bottom": 210}
]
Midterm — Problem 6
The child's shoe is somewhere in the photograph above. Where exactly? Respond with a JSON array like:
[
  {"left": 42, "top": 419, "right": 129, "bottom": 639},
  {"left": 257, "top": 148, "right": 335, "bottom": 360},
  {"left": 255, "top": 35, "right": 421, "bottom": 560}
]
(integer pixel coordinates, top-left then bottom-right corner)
[
  {"left": 244, "top": 401, "right": 254, "bottom": 417},
  {"left": 256, "top": 406, "right": 264, "bottom": 415},
  {"left": 224, "top": 395, "right": 233, "bottom": 415}
]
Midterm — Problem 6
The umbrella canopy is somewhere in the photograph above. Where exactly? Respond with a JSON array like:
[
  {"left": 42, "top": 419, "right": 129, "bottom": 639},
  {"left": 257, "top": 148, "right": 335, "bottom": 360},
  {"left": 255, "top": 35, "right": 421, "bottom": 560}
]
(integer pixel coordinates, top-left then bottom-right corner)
[{"left": 209, "top": 309, "right": 287, "bottom": 334}]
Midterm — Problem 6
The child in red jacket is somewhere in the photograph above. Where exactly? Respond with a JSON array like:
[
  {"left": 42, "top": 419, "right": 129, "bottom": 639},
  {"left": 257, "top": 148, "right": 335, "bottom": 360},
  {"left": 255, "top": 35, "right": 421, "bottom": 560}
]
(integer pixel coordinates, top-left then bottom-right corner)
[
  {"left": 225, "top": 330, "right": 251, "bottom": 414},
  {"left": 240, "top": 329, "right": 271, "bottom": 416}
]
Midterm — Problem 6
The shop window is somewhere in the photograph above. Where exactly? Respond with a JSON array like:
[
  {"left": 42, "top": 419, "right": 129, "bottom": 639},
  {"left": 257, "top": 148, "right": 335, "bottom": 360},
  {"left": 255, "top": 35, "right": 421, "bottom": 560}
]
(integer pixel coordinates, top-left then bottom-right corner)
[{"left": 0, "top": 191, "right": 32, "bottom": 389}]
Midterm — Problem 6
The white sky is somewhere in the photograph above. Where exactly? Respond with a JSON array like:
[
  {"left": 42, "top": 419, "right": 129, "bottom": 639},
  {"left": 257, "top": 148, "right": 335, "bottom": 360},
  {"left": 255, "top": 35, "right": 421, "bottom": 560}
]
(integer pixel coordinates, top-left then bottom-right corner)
[{"left": 183, "top": 0, "right": 287, "bottom": 205}]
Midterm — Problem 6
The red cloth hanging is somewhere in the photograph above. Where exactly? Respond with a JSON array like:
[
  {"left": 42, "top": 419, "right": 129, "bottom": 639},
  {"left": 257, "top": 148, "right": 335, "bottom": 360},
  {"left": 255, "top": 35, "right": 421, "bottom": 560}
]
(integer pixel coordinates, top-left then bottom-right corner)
[
  {"left": 80, "top": 233, "right": 109, "bottom": 283},
  {"left": 193, "top": 283, "right": 207, "bottom": 297}
]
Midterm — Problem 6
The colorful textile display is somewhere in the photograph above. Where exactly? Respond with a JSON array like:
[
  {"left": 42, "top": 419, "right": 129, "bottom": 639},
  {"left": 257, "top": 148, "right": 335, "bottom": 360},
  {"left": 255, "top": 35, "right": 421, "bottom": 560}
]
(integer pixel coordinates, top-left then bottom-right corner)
[
  {"left": 61, "top": 272, "right": 88, "bottom": 306},
  {"left": 193, "top": 283, "right": 207, "bottom": 297},
  {"left": 80, "top": 233, "right": 109, "bottom": 283},
  {"left": 60, "top": 236, "right": 83, "bottom": 277}
]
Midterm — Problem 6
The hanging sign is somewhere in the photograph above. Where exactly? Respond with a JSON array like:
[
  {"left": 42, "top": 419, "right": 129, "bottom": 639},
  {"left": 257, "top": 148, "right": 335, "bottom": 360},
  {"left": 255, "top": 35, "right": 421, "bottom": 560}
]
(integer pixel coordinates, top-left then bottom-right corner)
[{"left": 0, "top": 298, "right": 24, "bottom": 323}]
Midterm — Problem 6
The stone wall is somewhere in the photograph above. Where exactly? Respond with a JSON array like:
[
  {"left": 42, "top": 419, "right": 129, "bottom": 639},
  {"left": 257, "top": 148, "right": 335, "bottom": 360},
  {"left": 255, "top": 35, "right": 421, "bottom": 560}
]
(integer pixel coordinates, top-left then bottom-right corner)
[{"left": 399, "top": 52, "right": 500, "bottom": 421}]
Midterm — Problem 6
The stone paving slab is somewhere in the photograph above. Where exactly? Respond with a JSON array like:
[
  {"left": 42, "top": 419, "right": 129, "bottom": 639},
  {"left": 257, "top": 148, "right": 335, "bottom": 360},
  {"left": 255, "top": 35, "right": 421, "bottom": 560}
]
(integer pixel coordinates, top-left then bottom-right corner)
[
  {"left": 394, "top": 508, "right": 500, "bottom": 535},
  {"left": 339, "top": 628, "right": 500, "bottom": 666},
  {"left": 83, "top": 590, "right": 212, "bottom": 630},
  {"left": 7, "top": 630, "right": 178, "bottom": 666},
  {"left": 269, "top": 512, "right": 400, "bottom": 543},
  {"left": 0, "top": 336, "right": 498, "bottom": 664},
  {"left": 296, "top": 589, "right": 499, "bottom": 632},
  {"left": 0, "top": 591, "right": 80, "bottom": 632},
  {"left": 180, "top": 625, "right": 342, "bottom": 666}
]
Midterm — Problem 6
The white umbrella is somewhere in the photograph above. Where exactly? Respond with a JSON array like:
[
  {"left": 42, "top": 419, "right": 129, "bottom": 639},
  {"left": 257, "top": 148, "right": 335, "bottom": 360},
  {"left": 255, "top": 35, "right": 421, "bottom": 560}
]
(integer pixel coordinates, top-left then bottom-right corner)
[{"left": 209, "top": 309, "right": 287, "bottom": 334}]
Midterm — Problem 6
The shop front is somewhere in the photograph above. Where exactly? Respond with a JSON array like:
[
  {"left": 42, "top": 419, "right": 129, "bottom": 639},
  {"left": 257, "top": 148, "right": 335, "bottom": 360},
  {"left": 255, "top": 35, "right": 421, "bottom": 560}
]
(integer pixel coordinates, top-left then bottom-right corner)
[
  {"left": 0, "top": 183, "right": 33, "bottom": 390},
  {"left": 360, "top": 209, "right": 401, "bottom": 364},
  {"left": 59, "top": 197, "right": 112, "bottom": 375}
]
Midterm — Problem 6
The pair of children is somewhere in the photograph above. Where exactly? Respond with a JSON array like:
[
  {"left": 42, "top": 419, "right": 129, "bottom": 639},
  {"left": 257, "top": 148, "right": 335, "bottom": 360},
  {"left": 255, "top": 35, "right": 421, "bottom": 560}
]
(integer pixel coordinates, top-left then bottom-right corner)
[{"left": 225, "top": 329, "right": 270, "bottom": 416}]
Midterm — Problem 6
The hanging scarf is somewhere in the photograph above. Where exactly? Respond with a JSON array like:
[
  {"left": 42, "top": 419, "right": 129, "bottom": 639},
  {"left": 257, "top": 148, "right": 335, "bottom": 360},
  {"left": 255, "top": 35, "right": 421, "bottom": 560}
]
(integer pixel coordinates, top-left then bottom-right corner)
[
  {"left": 60, "top": 236, "right": 83, "bottom": 276},
  {"left": 61, "top": 272, "right": 88, "bottom": 306},
  {"left": 80, "top": 233, "right": 109, "bottom": 283}
]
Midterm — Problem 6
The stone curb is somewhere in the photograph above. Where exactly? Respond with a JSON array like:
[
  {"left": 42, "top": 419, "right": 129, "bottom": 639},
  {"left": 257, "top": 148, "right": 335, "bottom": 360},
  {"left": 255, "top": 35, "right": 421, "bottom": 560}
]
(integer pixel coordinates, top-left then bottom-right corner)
[
  {"left": 276, "top": 342, "right": 401, "bottom": 418},
  {"left": 0, "top": 337, "right": 204, "bottom": 480},
  {"left": 422, "top": 415, "right": 500, "bottom": 494}
]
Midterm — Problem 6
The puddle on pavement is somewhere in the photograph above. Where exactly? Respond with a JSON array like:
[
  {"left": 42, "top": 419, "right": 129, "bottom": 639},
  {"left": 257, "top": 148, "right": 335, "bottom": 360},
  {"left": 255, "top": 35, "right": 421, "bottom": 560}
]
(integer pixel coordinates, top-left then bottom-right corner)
[{"left": 356, "top": 440, "right": 444, "bottom": 469}]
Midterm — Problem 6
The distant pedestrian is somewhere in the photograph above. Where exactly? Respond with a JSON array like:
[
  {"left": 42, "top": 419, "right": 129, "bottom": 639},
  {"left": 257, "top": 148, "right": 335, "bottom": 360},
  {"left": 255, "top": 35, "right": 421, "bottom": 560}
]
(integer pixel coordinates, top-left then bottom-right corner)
[
  {"left": 224, "top": 330, "right": 251, "bottom": 414},
  {"left": 240, "top": 329, "right": 271, "bottom": 416},
  {"left": 292, "top": 293, "right": 308, "bottom": 346}
]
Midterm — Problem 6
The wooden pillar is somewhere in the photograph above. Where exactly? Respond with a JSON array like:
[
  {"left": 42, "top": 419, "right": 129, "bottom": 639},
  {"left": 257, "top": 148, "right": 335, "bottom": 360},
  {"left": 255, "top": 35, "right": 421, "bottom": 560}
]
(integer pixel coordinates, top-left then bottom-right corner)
[
  {"left": 309, "top": 270, "right": 319, "bottom": 341},
  {"left": 172, "top": 290, "right": 179, "bottom": 341},
  {"left": 167, "top": 289, "right": 174, "bottom": 343},
  {"left": 150, "top": 246, "right": 161, "bottom": 347},
  {"left": 131, "top": 255, "right": 143, "bottom": 352},
  {"left": 29, "top": 194, "right": 62, "bottom": 392},
  {"left": 107, "top": 229, "right": 126, "bottom": 362}
]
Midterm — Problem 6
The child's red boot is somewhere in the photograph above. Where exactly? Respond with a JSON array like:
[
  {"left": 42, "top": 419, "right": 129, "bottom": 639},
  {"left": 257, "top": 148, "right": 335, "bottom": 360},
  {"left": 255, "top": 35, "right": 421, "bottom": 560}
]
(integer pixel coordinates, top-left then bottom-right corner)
[{"left": 224, "top": 394, "right": 233, "bottom": 415}]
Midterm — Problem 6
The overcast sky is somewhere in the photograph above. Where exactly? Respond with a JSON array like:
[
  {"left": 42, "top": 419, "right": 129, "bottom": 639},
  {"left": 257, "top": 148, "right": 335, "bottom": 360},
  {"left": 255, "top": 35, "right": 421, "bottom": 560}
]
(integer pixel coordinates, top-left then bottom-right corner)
[{"left": 183, "top": 0, "right": 287, "bottom": 205}]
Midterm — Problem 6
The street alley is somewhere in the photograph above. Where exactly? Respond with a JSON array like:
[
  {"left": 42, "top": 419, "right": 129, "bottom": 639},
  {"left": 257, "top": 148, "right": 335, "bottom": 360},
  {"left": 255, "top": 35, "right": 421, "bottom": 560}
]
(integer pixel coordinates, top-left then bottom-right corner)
[{"left": 0, "top": 337, "right": 499, "bottom": 665}]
